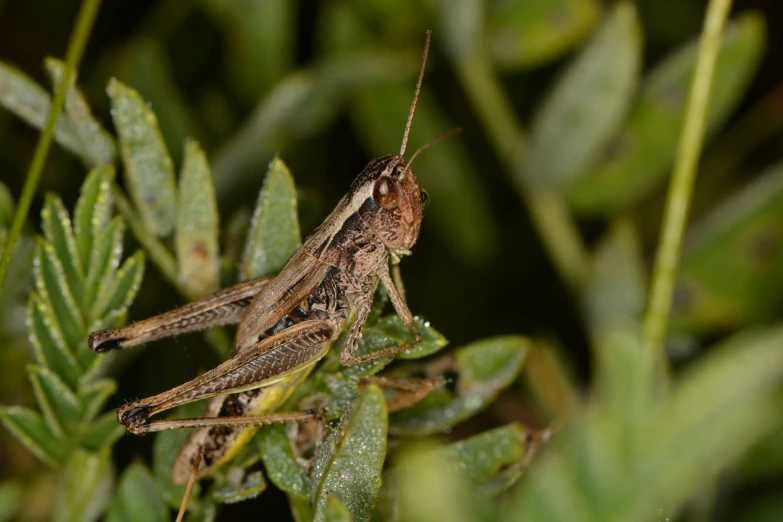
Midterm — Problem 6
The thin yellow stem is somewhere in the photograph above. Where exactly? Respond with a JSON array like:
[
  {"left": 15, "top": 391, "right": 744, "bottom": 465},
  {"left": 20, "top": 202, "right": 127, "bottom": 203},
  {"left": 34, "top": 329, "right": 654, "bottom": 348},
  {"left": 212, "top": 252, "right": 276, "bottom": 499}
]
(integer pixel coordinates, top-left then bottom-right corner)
[
  {"left": 643, "top": 0, "right": 734, "bottom": 372},
  {"left": 175, "top": 448, "right": 202, "bottom": 522},
  {"left": 0, "top": 0, "right": 103, "bottom": 291},
  {"left": 112, "top": 187, "right": 178, "bottom": 285}
]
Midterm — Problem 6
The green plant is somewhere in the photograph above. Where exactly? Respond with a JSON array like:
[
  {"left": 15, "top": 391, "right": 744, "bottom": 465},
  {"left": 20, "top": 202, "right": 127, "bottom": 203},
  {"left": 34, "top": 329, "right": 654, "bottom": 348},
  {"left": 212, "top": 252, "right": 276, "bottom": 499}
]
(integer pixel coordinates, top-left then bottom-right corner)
[
  {"left": 0, "top": 166, "right": 144, "bottom": 521},
  {"left": 3, "top": 0, "right": 783, "bottom": 521}
]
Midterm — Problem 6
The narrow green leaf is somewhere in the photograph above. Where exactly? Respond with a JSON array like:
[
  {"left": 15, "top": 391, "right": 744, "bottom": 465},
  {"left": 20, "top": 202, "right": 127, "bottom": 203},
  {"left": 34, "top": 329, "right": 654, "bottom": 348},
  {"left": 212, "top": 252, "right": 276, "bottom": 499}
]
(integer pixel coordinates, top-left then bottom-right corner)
[
  {"left": 641, "top": 327, "right": 783, "bottom": 513},
  {"left": 312, "top": 384, "right": 388, "bottom": 522},
  {"left": 476, "top": 454, "right": 534, "bottom": 497},
  {"left": 675, "top": 163, "right": 783, "bottom": 332},
  {"left": 0, "top": 236, "right": 32, "bottom": 325},
  {"left": 393, "top": 442, "right": 476, "bottom": 522},
  {"left": 94, "top": 251, "right": 145, "bottom": 320},
  {"left": 569, "top": 13, "right": 765, "bottom": 214},
  {"left": 351, "top": 84, "right": 498, "bottom": 263},
  {"left": 42, "top": 194, "right": 83, "bottom": 302},
  {"left": 103, "top": 39, "right": 202, "bottom": 166},
  {"left": 0, "top": 61, "right": 85, "bottom": 161},
  {"left": 53, "top": 448, "right": 113, "bottom": 522},
  {"left": 289, "top": 493, "right": 314, "bottom": 522},
  {"left": 241, "top": 157, "right": 301, "bottom": 279},
  {"left": 528, "top": 2, "right": 641, "bottom": 189},
  {"left": 78, "top": 411, "right": 124, "bottom": 452},
  {"left": 437, "top": 424, "right": 527, "bottom": 486},
  {"left": 107, "top": 78, "right": 178, "bottom": 237},
  {"left": 364, "top": 316, "right": 448, "bottom": 361},
  {"left": 27, "top": 294, "right": 80, "bottom": 389},
  {"left": 176, "top": 141, "right": 220, "bottom": 298},
  {"left": 591, "top": 325, "right": 654, "bottom": 444},
  {"left": 256, "top": 424, "right": 311, "bottom": 499},
  {"left": 78, "top": 357, "right": 106, "bottom": 391},
  {"left": 310, "top": 373, "right": 361, "bottom": 422},
  {"left": 488, "top": 0, "right": 600, "bottom": 69},
  {"left": 74, "top": 165, "right": 114, "bottom": 278},
  {"left": 0, "top": 406, "right": 67, "bottom": 466},
  {"left": 44, "top": 58, "right": 117, "bottom": 167},
  {"left": 211, "top": 471, "right": 267, "bottom": 504},
  {"left": 34, "top": 238, "right": 85, "bottom": 350},
  {"left": 28, "top": 365, "right": 81, "bottom": 437},
  {"left": 325, "top": 496, "right": 354, "bottom": 522},
  {"left": 0, "top": 480, "right": 23, "bottom": 522},
  {"left": 584, "top": 220, "right": 646, "bottom": 341},
  {"left": 82, "top": 216, "right": 124, "bottom": 316},
  {"left": 390, "top": 336, "right": 529, "bottom": 436},
  {"left": 459, "top": 335, "right": 529, "bottom": 381},
  {"left": 105, "top": 462, "right": 169, "bottom": 522},
  {"left": 79, "top": 378, "right": 117, "bottom": 423}
]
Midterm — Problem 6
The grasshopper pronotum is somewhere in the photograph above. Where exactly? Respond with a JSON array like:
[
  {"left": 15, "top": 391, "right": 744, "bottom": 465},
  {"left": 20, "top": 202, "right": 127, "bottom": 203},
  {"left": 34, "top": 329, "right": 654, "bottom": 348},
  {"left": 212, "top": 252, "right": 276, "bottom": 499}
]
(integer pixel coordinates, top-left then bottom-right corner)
[{"left": 89, "top": 30, "right": 452, "bottom": 484}]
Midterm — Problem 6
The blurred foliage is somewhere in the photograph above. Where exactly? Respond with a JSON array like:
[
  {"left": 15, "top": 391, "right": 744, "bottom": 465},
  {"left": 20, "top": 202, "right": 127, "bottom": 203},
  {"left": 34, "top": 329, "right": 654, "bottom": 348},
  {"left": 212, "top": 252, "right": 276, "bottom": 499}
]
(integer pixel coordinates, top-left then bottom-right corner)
[{"left": 1, "top": 0, "right": 783, "bottom": 521}]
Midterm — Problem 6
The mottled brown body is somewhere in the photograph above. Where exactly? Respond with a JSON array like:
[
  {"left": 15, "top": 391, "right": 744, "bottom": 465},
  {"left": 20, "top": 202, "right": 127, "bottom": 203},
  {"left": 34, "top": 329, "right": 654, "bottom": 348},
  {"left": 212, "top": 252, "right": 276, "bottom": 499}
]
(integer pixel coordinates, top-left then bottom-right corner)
[{"left": 88, "top": 31, "right": 441, "bottom": 485}]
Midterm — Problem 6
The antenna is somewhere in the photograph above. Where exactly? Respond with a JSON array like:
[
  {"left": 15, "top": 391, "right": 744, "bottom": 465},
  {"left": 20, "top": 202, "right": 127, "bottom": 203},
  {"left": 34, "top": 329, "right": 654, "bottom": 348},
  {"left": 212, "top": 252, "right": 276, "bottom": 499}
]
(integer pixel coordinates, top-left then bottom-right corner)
[
  {"left": 400, "top": 30, "right": 432, "bottom": 157},
  {"left": 398, "top": 126, "right": 462, "bottom": 180}
]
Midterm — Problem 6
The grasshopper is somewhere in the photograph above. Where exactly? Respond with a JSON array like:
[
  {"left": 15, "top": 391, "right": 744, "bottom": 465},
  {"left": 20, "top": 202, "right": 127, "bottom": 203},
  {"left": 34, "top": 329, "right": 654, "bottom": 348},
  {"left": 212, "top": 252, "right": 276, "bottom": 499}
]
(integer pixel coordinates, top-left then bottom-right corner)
[{"left": 89, "top": 31, "right": 451, "bottom": 484}]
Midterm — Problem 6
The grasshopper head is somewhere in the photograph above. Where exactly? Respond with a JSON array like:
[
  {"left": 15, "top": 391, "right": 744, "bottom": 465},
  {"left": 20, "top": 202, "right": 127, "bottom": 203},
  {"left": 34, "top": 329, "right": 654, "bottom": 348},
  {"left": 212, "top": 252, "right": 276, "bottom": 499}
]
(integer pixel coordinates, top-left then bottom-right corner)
[{"left": 355, "top": 154, "right": 426, "bottom": 257}]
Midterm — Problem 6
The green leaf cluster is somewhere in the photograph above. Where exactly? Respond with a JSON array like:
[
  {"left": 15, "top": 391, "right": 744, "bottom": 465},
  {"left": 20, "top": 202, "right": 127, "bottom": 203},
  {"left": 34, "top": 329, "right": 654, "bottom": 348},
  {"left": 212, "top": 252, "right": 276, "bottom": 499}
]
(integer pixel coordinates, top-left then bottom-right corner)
[{"left": 0, "top": 166, "right": 144, "bottom": 521}]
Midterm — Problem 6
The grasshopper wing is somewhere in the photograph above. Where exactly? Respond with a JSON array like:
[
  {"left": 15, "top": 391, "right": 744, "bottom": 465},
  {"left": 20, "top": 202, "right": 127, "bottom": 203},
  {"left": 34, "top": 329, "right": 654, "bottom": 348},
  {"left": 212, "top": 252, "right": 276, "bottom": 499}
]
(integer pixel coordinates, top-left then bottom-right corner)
[{"left": 235, "top": 248, "right": 329, "bottom": 352}]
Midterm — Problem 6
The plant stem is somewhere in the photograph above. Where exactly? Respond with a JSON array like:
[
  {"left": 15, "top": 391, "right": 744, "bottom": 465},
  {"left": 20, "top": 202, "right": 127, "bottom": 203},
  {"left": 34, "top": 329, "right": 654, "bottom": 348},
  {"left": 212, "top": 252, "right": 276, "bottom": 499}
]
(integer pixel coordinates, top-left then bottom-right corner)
[
  {"left": 456, "top": 55, "right": 589, "bottom": 293},
  {"left": 0, "top": 0, "right": 102, "bottom": 292},
  {"left": 113, "top": 186, "right": 179, "bottom": 286},
  {"left": 642, "top": 0, "right": 734, "bottom": 371}
]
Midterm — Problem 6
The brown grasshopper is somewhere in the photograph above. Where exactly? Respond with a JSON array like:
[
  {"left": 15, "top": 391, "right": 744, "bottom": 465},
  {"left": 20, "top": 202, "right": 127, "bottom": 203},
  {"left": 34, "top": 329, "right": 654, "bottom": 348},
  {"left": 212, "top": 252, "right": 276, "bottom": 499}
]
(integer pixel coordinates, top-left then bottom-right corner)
[{"left": 89, "top": 31, "right": 452, "bottom": 484}]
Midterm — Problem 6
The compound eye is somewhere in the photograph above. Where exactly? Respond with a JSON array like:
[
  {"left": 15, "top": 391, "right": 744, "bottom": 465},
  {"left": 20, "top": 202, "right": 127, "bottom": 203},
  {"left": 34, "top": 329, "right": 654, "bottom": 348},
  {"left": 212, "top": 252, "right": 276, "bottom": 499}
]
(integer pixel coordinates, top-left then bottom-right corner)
[
  {"left": 420, "top": 189, "right": 430, "bottom": 209},
  {"left": 373, "top": 176, "right": 400, "bottom": 209}
]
